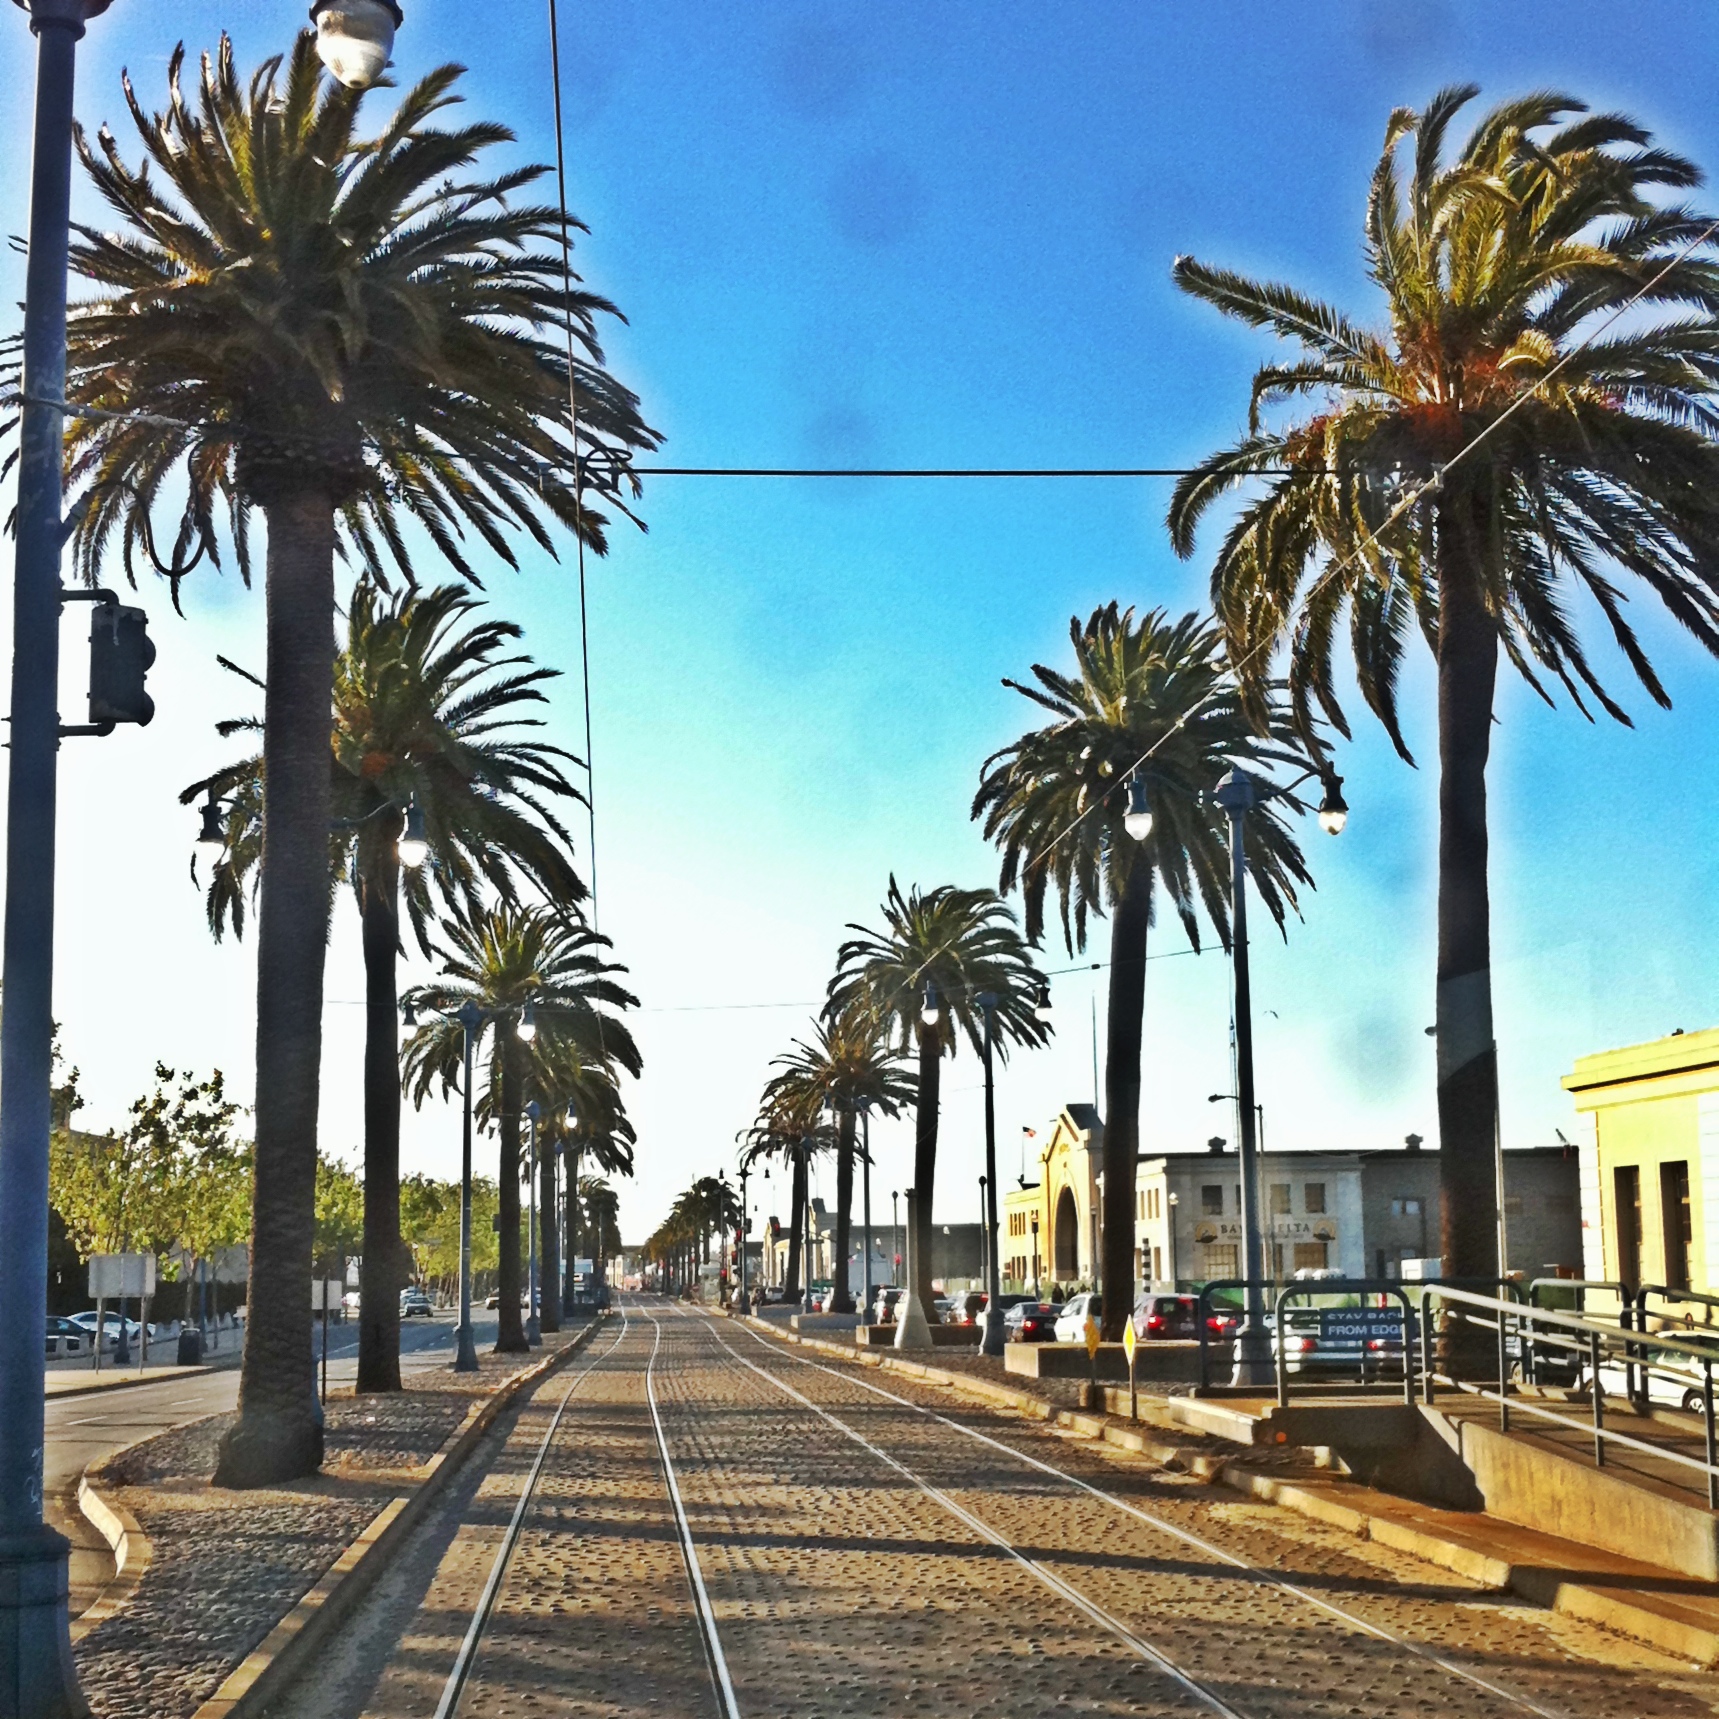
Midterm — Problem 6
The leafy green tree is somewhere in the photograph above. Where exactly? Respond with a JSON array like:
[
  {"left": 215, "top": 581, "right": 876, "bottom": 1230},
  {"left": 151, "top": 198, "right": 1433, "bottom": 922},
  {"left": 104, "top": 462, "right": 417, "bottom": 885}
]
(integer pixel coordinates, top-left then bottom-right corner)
[
  {"left": 1166, "top": 88, "right": 1719, "bottom": 1286},
  {"left": 974, "top": 607, "right": 1313, "bottom": 1336},
  {"left": 314, "top": 1154, "right": 365, "bottom": 1274},
  {"left": 33, "top": 33, "right": 657, "bottom": 1485},
  {"left": 402, "top": 905, "right": 639, "bottom": 1351},
  {"left": 185, "top": 579, "right": 586, "bottom": 1390},
  {"left": 828, "top": 881, "right": 1048, "bottom": 1312},
  {"left": 758, "top": 1008, "right": 912, "bottom": 1312}
]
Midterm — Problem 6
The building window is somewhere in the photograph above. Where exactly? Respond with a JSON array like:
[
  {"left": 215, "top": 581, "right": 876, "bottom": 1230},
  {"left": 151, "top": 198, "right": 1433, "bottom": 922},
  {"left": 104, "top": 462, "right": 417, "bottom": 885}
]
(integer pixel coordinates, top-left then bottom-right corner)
[
  {"left": 1391, "top": 1197, "right": 1422, "bottom": 1219},
  {"left": 1293, "top": 1242, "right": 1328, "bottom": 1273},
  {"left": 1203, "top": 1243, "right": 1239, "bottom": 1278},
  {"left": 1270, "top": 1183, "right": 1291, "bottom": 1215},
  {"left": 1153, "top": 1245, "right": 1163, "bottom": 1281},
  {"left": 1201, "top": 1184, "right": 1224, "bottom": 1216},
  {"left": 1304, "top": 1183, "right": 1326, "bottom": 1214},
  {"left": 1615, "top": 1165, "right": 1642, "bottom": 1285},
  {"left": 1661, "top": 1161, "right": 1692, "bottom": 1292}
]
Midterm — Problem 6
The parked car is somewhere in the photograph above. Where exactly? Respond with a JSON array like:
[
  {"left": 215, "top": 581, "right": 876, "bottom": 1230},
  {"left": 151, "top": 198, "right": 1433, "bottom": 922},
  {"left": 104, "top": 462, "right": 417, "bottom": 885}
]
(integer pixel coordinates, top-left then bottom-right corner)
[
  {"left": 68, "top": 1310, "right": 142, "bottom": 1349},
  {"left": 945, "top": 1291, "right": 986, "bottom": 1326},
  {"left": 400, "top": 1287, "right": 433, "bottom": 1318},
  {"left": 45, "top": 1316, "right": 89, "bottom": 1359},
  {"left": 872, "top": 1287, "right": 904, "bottom": 1325},
  {"left": 341, "top": 1290, "right": 361, "bottom": 1316},
  {"left": 933, "top": 1297, "right": 955, "bottom": 1323},
  {"left": 807, "top": 1282, "right": 836, "bottom": 1311},
  {"left": 1132, "top": 1293, "right": 1201, "bottom": 1341},
  {"left": 1273, "top": 1304, "right": 1406, "bottom": 1377},
  {"left": 1053, "top": 1292, "right": 1102, "bottom": 1343},
  {"left": 1004, "top": 1302, "right": 1059, "bottom": 1343}
]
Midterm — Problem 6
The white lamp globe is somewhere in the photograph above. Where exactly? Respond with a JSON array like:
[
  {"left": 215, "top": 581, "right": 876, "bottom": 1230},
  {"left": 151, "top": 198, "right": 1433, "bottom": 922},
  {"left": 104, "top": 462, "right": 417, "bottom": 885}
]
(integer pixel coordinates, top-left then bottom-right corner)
[{"left": 311, "top": 0, "right": 401, "bottom": 90}]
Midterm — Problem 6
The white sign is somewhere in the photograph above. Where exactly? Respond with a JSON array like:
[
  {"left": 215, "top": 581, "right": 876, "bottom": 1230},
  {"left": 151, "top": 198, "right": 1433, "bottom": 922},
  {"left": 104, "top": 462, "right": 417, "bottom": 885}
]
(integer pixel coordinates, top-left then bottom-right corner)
[
  {"left": 214, "top": 1245, "right": 249, "bottom": 1285},
  {"left": 310, "top": 1278, "right": 344, "bottom": 1311},
  {"left": 345, "top": 1257, "right": 360, "bottom": 1288},
  {"left": 88, "top": 1253, "right": 156, "bottom": 1298},
  {"left": 574, "top": 1258, "right": 594, "bottom": 1277}
]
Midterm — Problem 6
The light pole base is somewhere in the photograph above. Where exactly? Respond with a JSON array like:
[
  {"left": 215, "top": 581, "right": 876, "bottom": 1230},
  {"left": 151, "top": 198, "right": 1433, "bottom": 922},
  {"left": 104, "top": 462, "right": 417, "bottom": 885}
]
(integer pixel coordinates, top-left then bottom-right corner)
[
  {"left": 733, "top": 1289, "right": 750, "bottom": 1316},
  {"left": 0, "top": 1526, "right": 86, "bottom": 1719},
  {"left": 525, "top": 1315, "right": 541, "bottom": 1347},
  {"left": 1230, "top": 1324, "right": 1275, "bottom": 1390},
  {"left": 979, "top": 1305, "right": 1007, "bottom": 1358},
  {"left": 893, "top": 1292, "right": 933, "bottom": 1350},
  {"left": 453, "top": 1323, "right": 480, "bottom": 1373}
]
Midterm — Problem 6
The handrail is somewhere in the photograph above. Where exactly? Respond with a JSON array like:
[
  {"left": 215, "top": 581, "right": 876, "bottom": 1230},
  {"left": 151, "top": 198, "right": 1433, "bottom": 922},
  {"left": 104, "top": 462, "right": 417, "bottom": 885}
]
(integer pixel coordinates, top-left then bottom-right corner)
[
  {"left": 1528, "top": 1276, "right": 1630, "bottom": 1312},
  {"left": 1416, "top": 1281, "right": 1719, "bottom": 1507},
  {"left": 1271, "top": 1280, "right": 1418, "bottom": 1408},
  {"left": 1195, "top": 1278, "right": 1252, "bottom": 1391}
]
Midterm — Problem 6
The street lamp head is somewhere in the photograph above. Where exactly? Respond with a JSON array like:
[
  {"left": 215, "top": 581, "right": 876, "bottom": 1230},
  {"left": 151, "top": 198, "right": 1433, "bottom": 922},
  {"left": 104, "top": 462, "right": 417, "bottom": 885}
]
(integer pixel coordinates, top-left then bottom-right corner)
[
  {"left": 1316, "top": 773, "right": 1349, "bottom": 836},
  {"left": 525, "top": 1099, "right": 541, "bottom": 1123},
  {"left": 197, "top": 795, "right": 225, "bottom": 847},
  {"left": 400, "top": 997, "right": 417, "bottom": 1027},
  {"left": 1033, "top": 982, "right": 1053, "bottom": 1023},
  {"left": 1123, "top": 774, "right": 1154, "bottom": 843},
  {"left": 920, "top": 982, "right": 940, "bottom": 1027},
  {"left": 516, "top": 998, "right": 537, "bottom": 1042},
  {"left": 398, "top": 798, "right": 429, "bottom": 868},
  {"left": 1212, "top": 767, "right": 1256, "bottom": 815},
  {"left": 310, "top": 0, "right": 402, "bottom": 89}
]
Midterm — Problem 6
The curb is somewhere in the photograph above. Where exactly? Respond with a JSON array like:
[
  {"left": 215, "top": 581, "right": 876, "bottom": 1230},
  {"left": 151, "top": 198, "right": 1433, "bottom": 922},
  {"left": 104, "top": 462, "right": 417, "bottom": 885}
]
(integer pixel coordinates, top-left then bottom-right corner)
[
  {"left": 70, "top": 1477, "right": 152, "bottom": 1644},
  {"left": 49, "top": 1363, "right": 222, "bottom": 1402},
  {"left": 74, "top": 1315, "right": 604, "bottom": 1719}
]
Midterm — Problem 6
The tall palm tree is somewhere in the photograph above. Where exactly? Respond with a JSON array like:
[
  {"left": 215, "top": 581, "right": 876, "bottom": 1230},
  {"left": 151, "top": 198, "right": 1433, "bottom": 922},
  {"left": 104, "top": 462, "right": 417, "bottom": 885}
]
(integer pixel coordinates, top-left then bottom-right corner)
[
  {"left": 402, "top": 905, "right": 639, "bottom": 1350},
  {"left": 33, "top": 35, "right": 658, "bottom": 1484},
  {"left": 578, "top": 1175, "right": 625, "bottom": 1281},
  {"left": 828, "top": 880, "right": 1048, "bottom": 1312},
  {"left": 739, "top": 1106, "right": 828, "bottom": 1303},
  {"left": 537, "top": 1055, "right": 634, "bottom": 1326},
  {"left": 1167, "top": 87, "right": 1719, "bottom": 1287},
  {"left": 184, "top": 580, "right": 586, "bottom": 1388},
  {"left": 974, "top": 605, "right": 1314, "bottom": 1337},
  {"left": 759, "top": 1008, "right": 913, "bottom": 1312}
]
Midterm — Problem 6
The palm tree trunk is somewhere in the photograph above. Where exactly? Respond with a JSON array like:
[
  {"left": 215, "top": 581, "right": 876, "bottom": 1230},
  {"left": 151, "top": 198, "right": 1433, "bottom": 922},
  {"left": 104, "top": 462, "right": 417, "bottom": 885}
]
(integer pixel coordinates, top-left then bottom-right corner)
[
  {"left": 832, "top": 1109, "right": 857, "bottom": 1313},
  {"left": 784, "top": 1150, "right": 806, "bottom": 1301},
  {"left": 1100, "top": 855, "right": 1151, "bottom": 1340},
  {"left": 357, "top": 846, "right": 405, "bottom": 1392},
  {"left": 562, "top": 1144, "right": 580, "bottom": 1316},
  {"left": 495, "top": 1040, "right": 527, "bottom": 1351},
  {"left": 216, "top": 488, "right": 336, "bottom": 1488},
  {"left": 538, "top": 1142, "right": 560, "bottom": 1333},
  {"left": 913, "top": 1024, "right": 941, "bottom": 1313},
  {"left": 1436, "top": 516, "right": 1502, "bottom": 1376}
]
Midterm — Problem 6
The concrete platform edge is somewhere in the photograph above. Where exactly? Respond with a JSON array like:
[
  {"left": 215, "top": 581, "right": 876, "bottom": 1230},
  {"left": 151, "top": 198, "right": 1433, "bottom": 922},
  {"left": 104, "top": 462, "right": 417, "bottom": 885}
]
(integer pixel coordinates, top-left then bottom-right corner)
[{"left": 70, "top": 1476, "right": 152, "bottom": 1643}]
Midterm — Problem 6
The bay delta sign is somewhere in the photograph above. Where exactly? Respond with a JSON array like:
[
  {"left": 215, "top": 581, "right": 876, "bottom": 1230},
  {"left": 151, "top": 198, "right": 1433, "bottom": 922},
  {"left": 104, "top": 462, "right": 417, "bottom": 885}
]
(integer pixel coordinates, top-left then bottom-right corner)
[{"left": 1192, "top": 1217, "right": 1338, "bottom": 1245}]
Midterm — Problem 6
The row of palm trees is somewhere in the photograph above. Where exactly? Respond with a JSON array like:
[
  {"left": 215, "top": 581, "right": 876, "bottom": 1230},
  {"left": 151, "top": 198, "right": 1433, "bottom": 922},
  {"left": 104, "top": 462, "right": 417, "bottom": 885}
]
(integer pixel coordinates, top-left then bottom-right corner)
[
  {"left": 36, "top": 36, "right": 659, "bottom": 1483},
  {"left": 729, "top": 87, "right": 1719, "bottom": 1340},
  {"left": 643, "top": 1176, "right": 742, "bottom": 1293}
]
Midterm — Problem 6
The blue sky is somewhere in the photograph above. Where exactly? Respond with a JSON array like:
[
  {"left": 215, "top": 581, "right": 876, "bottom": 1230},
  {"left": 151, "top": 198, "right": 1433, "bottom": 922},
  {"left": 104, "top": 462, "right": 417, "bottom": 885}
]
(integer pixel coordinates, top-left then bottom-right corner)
[{"left": 2, "top": 1, "right": 1717, "bottom": 1242}]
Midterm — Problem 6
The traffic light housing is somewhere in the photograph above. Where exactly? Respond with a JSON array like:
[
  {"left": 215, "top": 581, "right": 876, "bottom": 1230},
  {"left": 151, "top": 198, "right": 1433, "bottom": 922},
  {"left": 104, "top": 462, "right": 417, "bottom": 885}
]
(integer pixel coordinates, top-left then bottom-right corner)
[{"left": 87, "top": 601, "right": 154, "bottom": 732}]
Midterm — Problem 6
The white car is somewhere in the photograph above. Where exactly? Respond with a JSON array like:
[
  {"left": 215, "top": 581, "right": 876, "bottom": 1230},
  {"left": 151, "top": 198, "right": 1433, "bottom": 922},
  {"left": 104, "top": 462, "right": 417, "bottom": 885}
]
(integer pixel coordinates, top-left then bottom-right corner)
[{"left": 1053, "top": 1291, "right": 1103, "bottom": 1343}]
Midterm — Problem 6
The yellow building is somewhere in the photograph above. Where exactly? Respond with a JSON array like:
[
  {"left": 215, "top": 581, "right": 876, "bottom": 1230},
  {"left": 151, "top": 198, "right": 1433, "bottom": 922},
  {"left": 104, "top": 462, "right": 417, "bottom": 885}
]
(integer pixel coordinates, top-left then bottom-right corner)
[
  {"left": 1001, "top": 1104, "right": 1103, "bottom": 1293},
  {"left": 1562, "top": 1026, "right": 1719, "bottom": 1295}
]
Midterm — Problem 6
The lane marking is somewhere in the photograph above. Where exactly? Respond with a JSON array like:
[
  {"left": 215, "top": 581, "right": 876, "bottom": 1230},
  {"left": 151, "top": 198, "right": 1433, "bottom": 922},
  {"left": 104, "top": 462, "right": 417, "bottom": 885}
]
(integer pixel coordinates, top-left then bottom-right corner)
[
  {"left": 641, "top": 1304, "right": 744, "bottom": 1719},
  {"left": 702, "top": 1318, "right": 1245, "bottom": 1719},
  {"left": 721, "top": 1314, "right": 1567, "bottom": 1719},
  {"left": 432, "top": 1313, "right": 632, "bottom": 1719}
]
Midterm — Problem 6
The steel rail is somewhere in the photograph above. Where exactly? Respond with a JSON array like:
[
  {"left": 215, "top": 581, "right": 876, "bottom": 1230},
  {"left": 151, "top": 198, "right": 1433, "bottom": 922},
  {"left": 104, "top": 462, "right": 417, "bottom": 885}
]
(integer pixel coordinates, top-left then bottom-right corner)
[
  {"left": 431, "top": 1311, "right": 632, "bottom": 1719},
  {"left": 717, "top": 1311, "right": 1568, "bottom": 1719}
]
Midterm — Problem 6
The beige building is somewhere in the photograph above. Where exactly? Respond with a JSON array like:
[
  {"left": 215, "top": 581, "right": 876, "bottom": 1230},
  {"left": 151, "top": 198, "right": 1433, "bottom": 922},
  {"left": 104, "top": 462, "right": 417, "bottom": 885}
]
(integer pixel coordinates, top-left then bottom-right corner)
[
  {"left": 1563, "top": 1026, "right": 1719, "bottom": 1296},
  {"left": 1002, "top": 1104, "right": 1103, "bottom": 1291}
]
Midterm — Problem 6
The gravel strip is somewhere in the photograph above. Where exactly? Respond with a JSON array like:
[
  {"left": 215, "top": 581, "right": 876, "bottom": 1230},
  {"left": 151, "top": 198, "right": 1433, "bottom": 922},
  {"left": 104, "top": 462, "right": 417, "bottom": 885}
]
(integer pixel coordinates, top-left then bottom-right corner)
[{"left": 74, "top": 1334, "right": 582, "bottom": 1719}]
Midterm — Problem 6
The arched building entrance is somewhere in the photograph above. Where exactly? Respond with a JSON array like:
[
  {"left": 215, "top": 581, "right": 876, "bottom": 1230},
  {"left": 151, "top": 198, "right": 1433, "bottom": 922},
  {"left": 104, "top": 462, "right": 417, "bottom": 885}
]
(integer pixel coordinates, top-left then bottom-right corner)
[{"left": 1054, "top": 1186, "right": 1079, "bottom": 1277}]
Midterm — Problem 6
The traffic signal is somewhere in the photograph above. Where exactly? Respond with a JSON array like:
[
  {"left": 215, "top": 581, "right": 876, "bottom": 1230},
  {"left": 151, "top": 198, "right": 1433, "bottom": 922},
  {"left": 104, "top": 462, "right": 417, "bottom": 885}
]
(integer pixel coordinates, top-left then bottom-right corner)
[{"left": 87, "top": 601, "right": 155, "bottom": 731}]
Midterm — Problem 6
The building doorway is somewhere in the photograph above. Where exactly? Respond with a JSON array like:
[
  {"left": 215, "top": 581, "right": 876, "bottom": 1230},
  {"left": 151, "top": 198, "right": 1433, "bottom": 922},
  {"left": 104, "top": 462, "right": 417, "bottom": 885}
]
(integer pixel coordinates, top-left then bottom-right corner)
[
  {"left": 1661, "top": 1161, "right": 1692, "bottom": 1291},
  {"left": 1615, "top": 1165, "right": 1642, "bottom": 1286},
  {"left": 1054, "top": 1187, "right": 1079, "bottom": 1277}
]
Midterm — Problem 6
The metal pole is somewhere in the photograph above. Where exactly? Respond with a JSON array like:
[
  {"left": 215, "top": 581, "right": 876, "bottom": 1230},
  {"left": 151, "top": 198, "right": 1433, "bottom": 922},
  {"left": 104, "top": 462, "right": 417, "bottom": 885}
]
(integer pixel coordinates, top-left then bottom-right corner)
[
  {"left": 0, "top": 5, "right": 109, "bottom": 1710},
  {"left": 861, "top": 1109, "right": 872, "bottom": 1321},
  {"left": 891, "top": 1191, "right": 900, "bottom": 1287},
  {"left": 525, "top": 1101, "right": 541, "bottom": 1346},
  {"left": 1215, "top": 770, "right": 1272, "bottom": 1388},
  {"left": 454, "top": 1004, "right": 480, "bottom": 1371},
  {"left": 979, "top": 998, "right": 1005, "bottom": 1357}
]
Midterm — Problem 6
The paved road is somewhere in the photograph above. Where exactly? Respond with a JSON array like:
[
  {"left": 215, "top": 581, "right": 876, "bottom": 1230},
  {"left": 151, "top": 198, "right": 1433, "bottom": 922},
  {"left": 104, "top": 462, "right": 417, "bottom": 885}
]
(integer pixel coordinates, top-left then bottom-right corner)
[
  {"left": 53, "top": 1313, "right": 499, "bottom": 1613},
  {"left": 265, "top": 1298, "right": 1718, "bottom": 1719}
]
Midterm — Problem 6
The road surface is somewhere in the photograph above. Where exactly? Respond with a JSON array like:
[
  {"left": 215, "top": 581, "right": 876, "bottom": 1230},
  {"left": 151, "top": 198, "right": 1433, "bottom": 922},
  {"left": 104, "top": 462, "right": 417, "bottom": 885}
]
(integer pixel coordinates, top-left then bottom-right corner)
[{"left": 263, "top": 1297, "right": 1716, "bottom": 1719}]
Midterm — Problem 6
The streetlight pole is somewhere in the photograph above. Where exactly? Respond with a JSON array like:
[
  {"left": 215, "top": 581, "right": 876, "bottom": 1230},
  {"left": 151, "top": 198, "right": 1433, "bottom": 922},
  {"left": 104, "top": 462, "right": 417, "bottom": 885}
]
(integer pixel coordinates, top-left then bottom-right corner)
[
  {"left": 454, "top": 1002, "right": 482, "bottom": 1373},
  {"left": 735, "top": 1161, "right": 750, "bottom": 1315},
  {"left": 1030, "top": 1212, "right": 1040, "bottom": 1296},
  {"left": 977, "top": 993, "right": 1006, "bottom": 1356},
  {"left": 0, "top": 4, "right": 112, "bottom": 1710},
  {"left": 525, "top": 1100, "right": 541, "bottom": 1346},
  {"left": 891, "top": 1191, "right": 900, "bottom": 1288},
  {"left": 859, "top": 1101, "right": 873, "bottom": 1322}
]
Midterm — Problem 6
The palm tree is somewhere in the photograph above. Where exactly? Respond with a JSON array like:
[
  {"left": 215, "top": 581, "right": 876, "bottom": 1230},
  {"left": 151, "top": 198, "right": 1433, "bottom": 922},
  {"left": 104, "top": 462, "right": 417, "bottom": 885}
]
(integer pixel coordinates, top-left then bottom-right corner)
[
  {"left": 578, "top": 1175, "right": 625, "bottom": 1282},
  {"left": 36, "top": 35, "right": 658, "bottom": 1484},
  {"left": 1167, "top": 87, "right": 1719, "bottom": 1287},
  {"left": 547, "top": 1093, "right": 634, "bottom": 1315},
  {"left": 402, "top": 905, "right": 639, "bottom": 1350},
  {"left": 739, "top": 1105, "right": 828, "bottom": 1303},
  {"left": 974, "top": 605, "right": 1313, "bottom": 1337},
  {"left": 828, "top": 880, "right": 1048, "bottom": 1312},
  {"left": 758, "top": 1008, "right": 913, "bottom": 1313},
  {"left": 184, "top": 580, "right": 586, "bottom": 1388}
]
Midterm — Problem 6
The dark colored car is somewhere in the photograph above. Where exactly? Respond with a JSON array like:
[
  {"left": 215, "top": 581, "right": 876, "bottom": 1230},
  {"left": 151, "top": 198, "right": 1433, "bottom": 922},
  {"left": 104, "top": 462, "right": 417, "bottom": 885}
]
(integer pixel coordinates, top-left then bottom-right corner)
[
  {"left": 1005, "top": 1302, "right": 1059, "bottom": 1343},
  {"left": 945, "top": 1292, "right": 987, "bottom": 1326},
  {"left": 1132, "top": 1293, "right": 1201, "bottom": 1340}
]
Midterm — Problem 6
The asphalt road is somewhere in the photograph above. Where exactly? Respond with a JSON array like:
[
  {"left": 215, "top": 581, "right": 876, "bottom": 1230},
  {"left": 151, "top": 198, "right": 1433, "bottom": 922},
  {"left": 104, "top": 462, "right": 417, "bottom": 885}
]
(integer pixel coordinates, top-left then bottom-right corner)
[
  {"left": 52, "top": 1312, "right": 498, "bottom": 1613},
  {"left": 263, "top": 1299, "right": 1719, "bottom": 1719}
]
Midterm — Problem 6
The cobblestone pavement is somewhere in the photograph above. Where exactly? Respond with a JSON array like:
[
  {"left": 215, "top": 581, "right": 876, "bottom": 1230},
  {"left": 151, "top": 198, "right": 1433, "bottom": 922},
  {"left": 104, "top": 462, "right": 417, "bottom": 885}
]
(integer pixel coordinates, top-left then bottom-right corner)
[
  {"left": 273, "top": 1297, "right": 1719, "bottom": 1719},
  {"left": 74, "top": 1332, "right": 582, "bottom": 1719}
]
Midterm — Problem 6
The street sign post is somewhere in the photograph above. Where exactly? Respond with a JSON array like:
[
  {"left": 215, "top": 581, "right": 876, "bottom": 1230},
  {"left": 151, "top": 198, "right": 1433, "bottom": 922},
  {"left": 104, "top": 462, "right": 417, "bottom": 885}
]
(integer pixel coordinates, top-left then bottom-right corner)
[{"left": 1121, "top": 1313, "right": 1139, "bottom": 1421}]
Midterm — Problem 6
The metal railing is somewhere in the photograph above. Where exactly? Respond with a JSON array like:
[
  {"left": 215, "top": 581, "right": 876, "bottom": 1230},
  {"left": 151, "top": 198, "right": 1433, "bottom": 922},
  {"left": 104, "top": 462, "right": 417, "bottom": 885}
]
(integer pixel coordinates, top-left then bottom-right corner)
[
  {"left": 1417, "top": 1282, "right": 1719, "bottom": 1508},
  {"left": 1272, "top": 1281, "right": 1420, "bottom": 1408}
]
